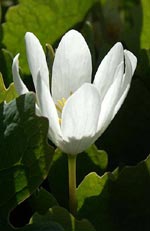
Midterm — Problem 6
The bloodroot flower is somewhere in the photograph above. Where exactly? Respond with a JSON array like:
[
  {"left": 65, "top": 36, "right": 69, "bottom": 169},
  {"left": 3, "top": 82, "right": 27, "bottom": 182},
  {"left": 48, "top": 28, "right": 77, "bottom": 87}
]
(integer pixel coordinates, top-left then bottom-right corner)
[{"left": 12, "top": 30, "right": 137, "bottom": 155}]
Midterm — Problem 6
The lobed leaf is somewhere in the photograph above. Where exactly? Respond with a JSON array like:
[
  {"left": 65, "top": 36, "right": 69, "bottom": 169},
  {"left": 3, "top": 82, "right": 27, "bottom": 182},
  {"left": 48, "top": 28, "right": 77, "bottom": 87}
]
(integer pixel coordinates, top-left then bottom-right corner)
[
  {"left": 0, "top": 93, "right": 54, "bottom": 225},
  {"left": 0, "top": 73, "right": 17, "bottom": 103}
]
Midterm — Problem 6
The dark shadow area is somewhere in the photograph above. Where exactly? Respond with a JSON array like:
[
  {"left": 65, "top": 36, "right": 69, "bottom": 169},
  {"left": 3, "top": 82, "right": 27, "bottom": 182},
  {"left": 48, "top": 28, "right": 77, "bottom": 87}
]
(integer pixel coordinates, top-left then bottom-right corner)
[
  {"left": 1, "top": 1, "right": 19, "bottom": 23},
  {"left": 9, "top": 199, "right": 32, "bottom": 228},
  {"left": 90, "top": 0, "right": 150, "bottom": 170},
  {"left": 77, "top": 151, "right": 107, "bottom": 183},
  {"left": 110, "top": 159, "right": 150, "bottom": 231},
  {"left": 98, "top": 77, "right": 150, "bottom": 169},
  {"left": 77, "top": 157, "right": 150, "bottom": 231},
  {"left": 48, "top": 153, "right": 69, "bottom": 210}
]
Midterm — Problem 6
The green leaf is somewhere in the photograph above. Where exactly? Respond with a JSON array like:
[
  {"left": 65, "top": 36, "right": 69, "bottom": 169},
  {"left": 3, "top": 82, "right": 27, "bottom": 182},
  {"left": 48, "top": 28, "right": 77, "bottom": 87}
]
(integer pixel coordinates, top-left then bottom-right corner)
[
  {"left": 85, "top": 144, "right": 108, "bottom": 170},
  {"left": 140, "top": 0, "right": 150, "bottom": 49},
  {"left": 0, "top": 93, "right": 54, "bottom": 222},
  {"left": 0, "top": 220, "right": 62, "bottom": 231},
  {"left": 77, "top": 155, "right": 150, "bottom": 231},
  {"left": 76, "top": 144, "right": 108, "bottom": 187},
  {"left": 2, "top": 0, "right": 95, "bottom": 74},
  {"left": 0, "top": 73, "right": 18, "bottom": 103},
  {"left": 30, "top": 188, "right": 58, "bottom": 215},
  {"left": 20, "top": 222, "right": 64, "bottom": 231},
  {"left": 31, "top": 206, "right": 96, "bottom": 231}
]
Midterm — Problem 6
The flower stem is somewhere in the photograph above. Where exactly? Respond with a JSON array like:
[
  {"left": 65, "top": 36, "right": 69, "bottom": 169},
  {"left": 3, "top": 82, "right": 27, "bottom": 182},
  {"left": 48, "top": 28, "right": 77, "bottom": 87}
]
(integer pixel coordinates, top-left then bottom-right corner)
[{"left": 68, "top": 154, "right": 77, "bottom": 216}]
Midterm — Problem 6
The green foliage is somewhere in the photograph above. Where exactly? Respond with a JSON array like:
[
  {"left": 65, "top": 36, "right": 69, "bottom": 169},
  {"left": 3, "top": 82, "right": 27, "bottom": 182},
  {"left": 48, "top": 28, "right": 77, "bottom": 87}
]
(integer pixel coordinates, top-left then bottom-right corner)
[
  {"left": 77, "top": 155, "right": 150, "bottom": 230},
  {"left": 31, "top": 206, "right": 96, "bottom": 231},
  {"left": 0, "top": 220, "right": 64, "bottom": 231},
  {"left": 2, "top": 0, "right": 95, "bottom": 74},
  {"left": 30, "top": 188, "right": 58, "bottom": 215},
  {"left": 0, "top": 0, "right": 150, "bottom": 230},
  {"left": 48, "top": 147, "right": 108, "bottom": 208},
  {"left": 20, "top": 222, "right": 64, "bottom": 231},
  {"left": 85, "top": 144, "right": 108, "bottom": 170},
  {"left": 120, "top": 0, "right": 142, "bottom": 54},
  {"left": 140, "top": 0, "right": 150, "bottom": 49},
  {"left": 0, "top": 73, "right": 17, "bottom": 103},
  {"left": 0, "top": 49, "right": 14, "bottom": 86},
  {"left": 0, "top": 93, "right": 54, "bottom": 228}
]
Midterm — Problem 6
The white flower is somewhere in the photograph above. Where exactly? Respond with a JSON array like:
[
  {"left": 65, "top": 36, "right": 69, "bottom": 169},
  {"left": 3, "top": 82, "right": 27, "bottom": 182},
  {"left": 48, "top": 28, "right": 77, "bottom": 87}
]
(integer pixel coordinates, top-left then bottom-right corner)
[{"left": 12, "top": 30, "right": 137, "bottom": 155}]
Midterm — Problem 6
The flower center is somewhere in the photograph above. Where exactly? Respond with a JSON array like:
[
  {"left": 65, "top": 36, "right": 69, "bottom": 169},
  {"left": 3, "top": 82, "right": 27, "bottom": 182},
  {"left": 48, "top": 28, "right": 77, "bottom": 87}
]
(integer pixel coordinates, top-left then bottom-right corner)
[{"left": 55, "top": 97, "right": 66, "bottom": 125}]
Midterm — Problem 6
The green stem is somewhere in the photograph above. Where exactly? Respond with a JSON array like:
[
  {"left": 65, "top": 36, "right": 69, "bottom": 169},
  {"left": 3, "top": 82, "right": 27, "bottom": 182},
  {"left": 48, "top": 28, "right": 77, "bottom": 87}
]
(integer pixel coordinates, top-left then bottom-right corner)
[{"left": 68, "top": 154, "right": 77, "bottom": 216}]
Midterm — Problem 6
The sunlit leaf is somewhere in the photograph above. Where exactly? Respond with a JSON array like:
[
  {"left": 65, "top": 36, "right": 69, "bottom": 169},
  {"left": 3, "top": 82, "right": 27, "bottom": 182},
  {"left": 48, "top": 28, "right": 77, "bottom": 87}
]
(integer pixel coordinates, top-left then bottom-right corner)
[
  {"left": 140, "top": 0, "right": 150, "bottom": 49},
  {"left": 2, "top": 0, "right": 95, "bottom": 74},
  {"left": 0, "top": 72, "right": 17, "bottom": 103},
  {"left": 85, "top": 144, "right": 108, "bottom": 170}
]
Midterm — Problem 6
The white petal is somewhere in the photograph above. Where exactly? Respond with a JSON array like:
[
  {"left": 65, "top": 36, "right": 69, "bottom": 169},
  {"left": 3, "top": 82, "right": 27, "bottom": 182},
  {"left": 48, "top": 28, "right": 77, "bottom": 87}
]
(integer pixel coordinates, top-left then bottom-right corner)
[
  {"left": 12, "top": 54, "right": 29, "bottom": 95},
  {"left": 25, "top": 32, "right": 49, "bottom": 90},
  {"left": 52, "top": 30, "right": 92, "bottom": 102},
  {"left": 124, "top": 50, "right": 137, "bottom": 75},
  {"left": 96, "top": 62, "right": 124, "bottom": 136},
  {"left": 112, "top": 85, "right": 130, "bottom": 119},
  {"left": 94, "top": 42, "right": 124, "bottom": 100},
  {"left": 60, "top": 83, "right": 101, "bottom": 154},
  {"left": 112, "top": 50, "right": 137, "bottom": 117},
  {"left": 36, "top": 71, "right": 62, "bottom": 146}
]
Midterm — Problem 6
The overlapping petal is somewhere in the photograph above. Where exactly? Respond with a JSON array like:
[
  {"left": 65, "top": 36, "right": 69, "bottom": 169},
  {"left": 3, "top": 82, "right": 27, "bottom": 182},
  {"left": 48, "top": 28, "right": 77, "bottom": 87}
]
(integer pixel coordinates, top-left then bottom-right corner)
[
  {"left": 36, "top": 71, "right": 62, "bottom": 146},
  {"left": 94, "top": 42, "right": 124, "bottom": 100},
  {"left": 61, "top": 83, "right": 101, "bottom": 154},
  {"left": 96, "top": 62, "right": 124, "bottom": 136},
  {"left": 25, "top": 32, "right": 49, "bottom": 91},
  {"left": 52, "top": 30, "right": 92, "bottom": 103},
  {"left": 112, "top": 50, "right": 137, "bottom": 118},
  {"left": 124, "top": 50, "right": 137, "bottom": 75}
]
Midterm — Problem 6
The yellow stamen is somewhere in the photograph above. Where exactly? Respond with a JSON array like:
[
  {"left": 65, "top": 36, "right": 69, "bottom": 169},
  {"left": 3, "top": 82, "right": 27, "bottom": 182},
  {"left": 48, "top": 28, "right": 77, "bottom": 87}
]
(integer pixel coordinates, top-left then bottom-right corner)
[
  {"left": 57, "top": 99, "right": 64, "bottom": 107},
  {"left": 56, "top": 104, "right": 62, "bottom": 113},
  {"left": 62, "top": 97, "right": 66, "bottom": 104},
  {"left": 55, "top": 97, "right": 67, "bottom": 125},
  {"left": 59, "top": 118, "right": 62, "bottom": 125}
]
